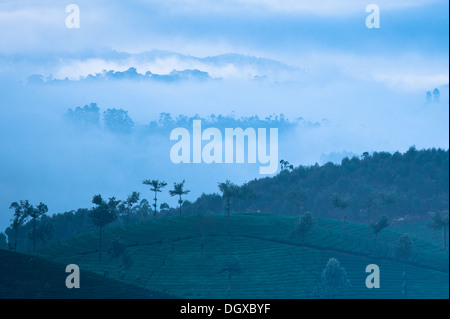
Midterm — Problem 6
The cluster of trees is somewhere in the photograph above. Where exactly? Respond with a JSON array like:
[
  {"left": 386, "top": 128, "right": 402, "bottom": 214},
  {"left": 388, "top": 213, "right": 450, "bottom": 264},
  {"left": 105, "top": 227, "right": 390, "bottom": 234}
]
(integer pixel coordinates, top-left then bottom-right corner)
[
  {"left": 426, "top": 88, "right": 441, "bottom": 104},
  {"left": 65, "top": 103, "right": 134, "bottom": 133},
  {"left": 2, "top": 178, "right": 192, "bottom": 254},
  {"left": 182, "top": 147, "right": 447, "bottom": 223},
  {"left": 141, "top": 179, "right": 191, "bottom": 217},
  {"left": 3, "top": 147, "right": 448, "bottom": 255},
  {"left": 6, "top": 200, "right": 52, "bottom": 253},
  {"left": 31, "top": 67, "right": 212, "bottom": 85},
  {"left": 148, "top": 112, "right": 300, "bottom": 133},
  {"left": 65, "top": 103, "right": 303, "bottom": 135}
]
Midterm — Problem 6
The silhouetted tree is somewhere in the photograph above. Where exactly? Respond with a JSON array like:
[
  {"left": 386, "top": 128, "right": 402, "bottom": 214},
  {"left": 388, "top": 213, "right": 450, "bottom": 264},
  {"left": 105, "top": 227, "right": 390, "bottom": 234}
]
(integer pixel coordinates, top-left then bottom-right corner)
[
  {"left": 0, "top": 232, "right": 7, "bottom": 250},
  {"left": 426, "top": 91, "right": 432, "bottom": 103},
  {"left": 66, "top": 103, "right": 101, "bottom": 127},
  {"left": 394, "top": 234, "right": 413, "bottom": 298},
  {"left": 218, "top": 180, "right": 239, "bottom": 224},
  {"left": 123, "top": 191, "right": 140, "bottom": 228},
  {"left": 169, "top": 180, "right": 190, "bottom": 216},
  {"left": 433, "top": 88, "right": 440, "bottom": 103},
  {"left": 89, "top": 195, "right": 119, "bottom": 260},
  {"left": 160, "top": 203, "right": 170, "bottom": 214},
  {"left": 136, "top": 199, "right": 152, "bottom": 218},
  {"left": 331, "top": 193, "right": 350, "bottom": 232},
  {"left": 313, "top": 257, "right": 350, "bottom": 299},
  {"left": 103, "top": 108, "right": 134, "bottom": 133},
  {"left": 371, "top": 215, "right": 389, "bottom": 257},
  {"left": 8, "top": 201, "right": 29, "bottom": 252},
  {"left": 28, "top": 202, "right": 48, "bottom": 253},
  {"left": 429, "top": 211, "right": 449, "bottom": 253},
  {"left": 280, "top": 159, "right": 294, "bottom": 172},
  {"left": 143, "top": 179, "right": 167, "bottom": 218}
]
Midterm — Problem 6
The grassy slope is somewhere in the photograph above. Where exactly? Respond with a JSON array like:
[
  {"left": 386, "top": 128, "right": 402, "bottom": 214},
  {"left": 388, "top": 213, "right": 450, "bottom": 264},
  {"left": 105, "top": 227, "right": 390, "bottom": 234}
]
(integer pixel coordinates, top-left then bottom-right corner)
[
  {"left": 0, "top": 249, "right": 179, "bottom": 299},
  {"left": 35, "top": 214, "right": 449, "bottom": 299}
]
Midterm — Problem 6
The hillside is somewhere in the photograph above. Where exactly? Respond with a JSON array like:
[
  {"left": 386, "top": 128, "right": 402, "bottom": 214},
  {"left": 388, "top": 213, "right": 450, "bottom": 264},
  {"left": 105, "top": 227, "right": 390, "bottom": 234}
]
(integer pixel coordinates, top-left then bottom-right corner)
[
  {"left": 0, "top": 249, "right": 179, "bottom": 299},
  {"left": 183, "top": 147, "right": 449, "bottom": 222},
  {"left": 35, "top": 214, "right": 449, "bottom": 299},
  {"left": 5, "top": 147, "right": 448, "bottom": 253}
]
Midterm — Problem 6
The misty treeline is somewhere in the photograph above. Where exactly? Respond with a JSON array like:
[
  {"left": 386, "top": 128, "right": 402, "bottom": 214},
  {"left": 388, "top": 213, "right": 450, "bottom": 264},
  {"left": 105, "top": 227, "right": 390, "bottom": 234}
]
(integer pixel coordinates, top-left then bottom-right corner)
[
  {"left": 2, "top": 146, "right": 448, "bottom": 252},
  {"left": 65, "top": 102, "right": 311, "bottom": 134},
  {"left": 28, "top": 67, "right": 212, "bottom": 85}
]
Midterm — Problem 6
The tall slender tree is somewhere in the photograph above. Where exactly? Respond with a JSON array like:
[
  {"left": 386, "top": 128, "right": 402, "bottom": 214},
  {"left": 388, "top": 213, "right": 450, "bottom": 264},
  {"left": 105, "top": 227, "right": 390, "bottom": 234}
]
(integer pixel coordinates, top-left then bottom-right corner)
[
  {"left": 218, "top": 180, "right": 239, "bottom": 225},
  {"left": 143, "top": 179, "right": 167, "bottom": 218},
  {"left": 124, "top": 191, "right": 140, "bottom": 228},
  {"left": 28, "top": 202, "right": 48, "bottom": 253},
  {"left": 169, "top": 180, "right": 190, "bottom": 216},
  {"left": 433, "top": 88, "right": 440, "bottom": 103},
  {"left": 89, "top": 195, "right": 119, "bottom": 261},
  {"left": 8, "top": 201, "right": 28, "bottom": 252}
]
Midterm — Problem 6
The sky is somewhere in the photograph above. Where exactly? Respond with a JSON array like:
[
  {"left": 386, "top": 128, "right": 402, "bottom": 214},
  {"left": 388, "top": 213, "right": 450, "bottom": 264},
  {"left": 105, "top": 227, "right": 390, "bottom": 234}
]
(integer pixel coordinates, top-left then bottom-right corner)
[{"left": 0, "top": 0, "right": 448, "bottom": 231}]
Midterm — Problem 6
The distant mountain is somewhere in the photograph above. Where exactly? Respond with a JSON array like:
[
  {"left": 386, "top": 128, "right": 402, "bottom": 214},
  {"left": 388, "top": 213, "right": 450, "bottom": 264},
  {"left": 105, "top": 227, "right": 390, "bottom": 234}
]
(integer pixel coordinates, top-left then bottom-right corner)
[
  {"left": 26, "top": 49, "right": 303, "bottom": 83},
  {"left": 134, "top": 50, "right": 298, "bottom": 71}
]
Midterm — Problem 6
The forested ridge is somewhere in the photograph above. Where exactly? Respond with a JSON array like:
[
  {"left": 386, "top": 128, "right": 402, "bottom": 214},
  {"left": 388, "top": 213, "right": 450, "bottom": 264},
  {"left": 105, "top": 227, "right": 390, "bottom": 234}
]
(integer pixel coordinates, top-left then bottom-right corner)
[{"left": 2, "top": 146, "right": 448, "bottom": 252}]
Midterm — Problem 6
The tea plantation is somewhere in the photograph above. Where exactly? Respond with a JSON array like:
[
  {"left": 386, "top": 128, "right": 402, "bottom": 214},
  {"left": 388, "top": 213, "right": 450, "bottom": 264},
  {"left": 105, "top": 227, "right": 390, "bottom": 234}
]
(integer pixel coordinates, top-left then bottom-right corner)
[{"left": 30, "top": 214, "right": 449, "bottom": 299}]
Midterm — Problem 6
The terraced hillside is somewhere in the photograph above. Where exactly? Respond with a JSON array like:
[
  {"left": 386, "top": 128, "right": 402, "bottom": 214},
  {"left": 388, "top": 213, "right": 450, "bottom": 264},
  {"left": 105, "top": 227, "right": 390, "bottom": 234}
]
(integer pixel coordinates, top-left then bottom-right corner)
[{"left": 36, "top": 214, "right": 449, "bottom": 299}]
